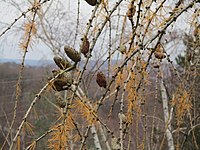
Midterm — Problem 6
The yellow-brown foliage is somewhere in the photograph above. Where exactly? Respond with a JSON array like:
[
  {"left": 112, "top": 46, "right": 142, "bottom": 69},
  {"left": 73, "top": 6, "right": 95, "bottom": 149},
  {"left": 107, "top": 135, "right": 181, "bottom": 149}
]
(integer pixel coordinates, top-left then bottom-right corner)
[
  {"left": 74, "top": 99, "right": 96, "bottom": 125},
  {"left": 48, "top": 113, "right": 75, "bottom": 150},
  {"left": 19, "top": 22, "right": 37, "bottom": 51},
  {"left": 171, "top": 87, "right": 192, "bottom": 126}
]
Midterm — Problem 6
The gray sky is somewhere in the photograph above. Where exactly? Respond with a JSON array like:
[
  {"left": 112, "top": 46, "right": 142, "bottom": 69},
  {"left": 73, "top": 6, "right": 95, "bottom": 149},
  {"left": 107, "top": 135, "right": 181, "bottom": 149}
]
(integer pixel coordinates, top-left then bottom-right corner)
[
  {"left": 0, "top": 0, "right": 93, "bottom": 60},
  {"left": 0, "top": 0, "right": 196, "bottom": 61}
]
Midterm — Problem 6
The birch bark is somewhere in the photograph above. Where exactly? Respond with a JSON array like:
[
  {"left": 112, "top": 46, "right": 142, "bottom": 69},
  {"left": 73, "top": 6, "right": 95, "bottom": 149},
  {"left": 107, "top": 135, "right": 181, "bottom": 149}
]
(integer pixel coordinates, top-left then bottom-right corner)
[{"left": 160, "top": 79, "right": 174, "bottom": 150}]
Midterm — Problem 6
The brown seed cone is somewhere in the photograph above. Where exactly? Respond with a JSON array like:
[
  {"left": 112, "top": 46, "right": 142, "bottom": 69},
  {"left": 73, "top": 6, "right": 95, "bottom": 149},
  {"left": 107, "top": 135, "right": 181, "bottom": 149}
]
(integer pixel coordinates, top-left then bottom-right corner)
[
  {"left": 50, "top": 71, "right": 73, "bottom": 91},
  {"left": 96, "top": 71, "right": 107, "bottom": 88},
  {"left": 154, "top": 51, "right": 166, "bottom": 59},
  {"left": 64, "top": 46, "right": 81, "bottom": 63},
  {"left": 154, "top": 43, "right": 166, "bottom": 59},
  {"left": 52, "top": 79, "right": 69, "bottom": 91},
  {"left": 85, "top": 0, "right": 97, "bottom": 6},
  {"left": 81, "top": 37, "right": 90, "bottom": 57},
  {"left": 53, "top": 56, "right": 71, "bottom": 70}
]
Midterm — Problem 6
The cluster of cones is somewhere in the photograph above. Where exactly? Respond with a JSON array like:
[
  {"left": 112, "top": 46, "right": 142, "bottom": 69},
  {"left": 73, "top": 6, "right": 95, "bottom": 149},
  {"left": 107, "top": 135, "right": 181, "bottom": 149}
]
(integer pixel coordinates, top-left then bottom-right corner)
[
  {"left": 49, "top": 45, "right": 83, "bottom": 107},
  {"left": 48, "top": 41, "right": 107, "bottom": 106},
  {"left": 51, "top": 45, "right": 107, "bottom": 91},
  {"left": 49, "top": 45, "right": 82, "bottom": 92}
]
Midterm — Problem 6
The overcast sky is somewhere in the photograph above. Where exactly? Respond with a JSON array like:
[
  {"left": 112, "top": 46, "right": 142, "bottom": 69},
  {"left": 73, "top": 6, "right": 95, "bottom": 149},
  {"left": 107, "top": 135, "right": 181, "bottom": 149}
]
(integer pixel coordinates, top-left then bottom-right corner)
[
  {"left": 0, "top": 0, "right": 93, "bottom": 61},
  {"left": 0, "top": 0, "right": 195, "bottom": 61}
]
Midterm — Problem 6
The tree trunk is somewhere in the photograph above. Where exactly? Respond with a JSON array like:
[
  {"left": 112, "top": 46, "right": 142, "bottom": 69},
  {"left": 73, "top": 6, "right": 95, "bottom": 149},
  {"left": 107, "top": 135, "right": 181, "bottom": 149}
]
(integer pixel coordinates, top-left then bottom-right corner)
[
  {"left": 160, "top": 79, "right": 175, "bottom": 150},
  {"left": 90, "top": 124, "right": 102, "bottom": 150}
]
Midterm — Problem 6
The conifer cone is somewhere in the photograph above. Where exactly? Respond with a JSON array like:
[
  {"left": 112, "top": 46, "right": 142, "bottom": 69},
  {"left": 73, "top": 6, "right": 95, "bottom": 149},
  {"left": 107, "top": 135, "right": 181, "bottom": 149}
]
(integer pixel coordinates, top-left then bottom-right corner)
[
  {"left": 53, "top": 56, "right": 71, "bottom": 70},
  {"left": 81, "top": 37, "right": 90, "bottom": 57},
  {"left": 51, "top": 79, "right": 69, "bottom": 91},
  {"left": 50, "top": 70, "right": 73, "bottom": 91},
  {"left": 96, "top": 71, "right": 107, "bottom": 88},
  {"left": 85, "top": 0, "right": 97, "bottom": 6},
  {"left": 64, "top": 46, "right": 81, "bottom": 63},
  {"left": 154, "top": 43, "right": 166, "bottom": 60}
]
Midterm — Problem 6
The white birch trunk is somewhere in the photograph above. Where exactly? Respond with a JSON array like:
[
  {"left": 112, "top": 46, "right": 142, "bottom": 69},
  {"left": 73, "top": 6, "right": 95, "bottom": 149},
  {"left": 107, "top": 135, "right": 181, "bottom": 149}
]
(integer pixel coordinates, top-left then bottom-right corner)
[
  {"left": 98, "top": 122, "right": 111, "bottom": 150},
  {"left": 90, "top": 124, "right": 102, "bottom": 150},
  {"left": 160, "top": 79, "right": 174, "bottom": 150}
]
